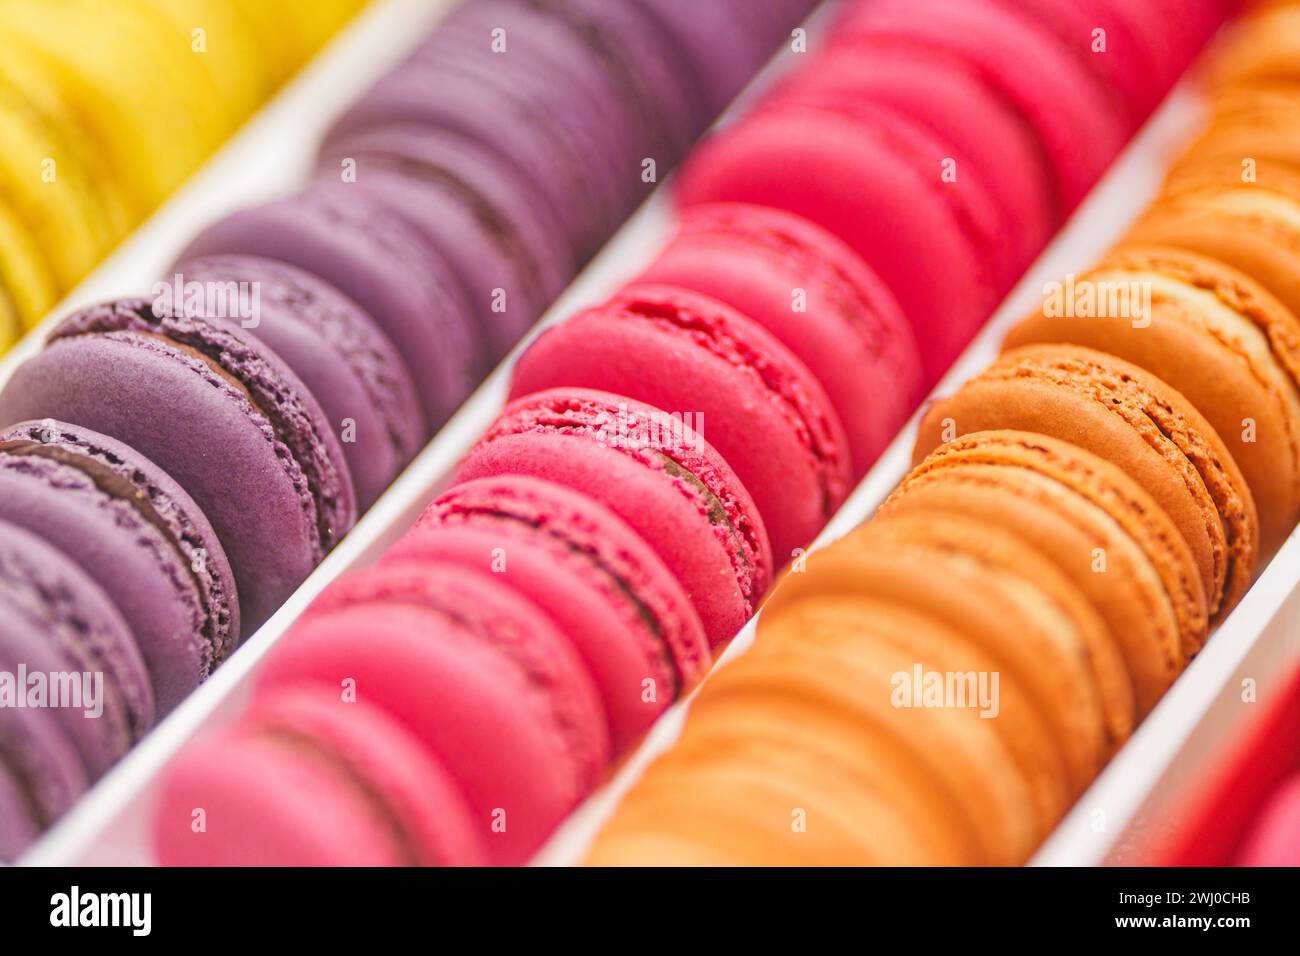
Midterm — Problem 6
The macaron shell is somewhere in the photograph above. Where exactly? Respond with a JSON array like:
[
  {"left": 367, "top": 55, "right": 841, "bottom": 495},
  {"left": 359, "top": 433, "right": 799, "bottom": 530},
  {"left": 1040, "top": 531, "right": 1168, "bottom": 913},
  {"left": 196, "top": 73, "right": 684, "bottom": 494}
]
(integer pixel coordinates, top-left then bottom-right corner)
[
  {"left": 0, "top": 526, "right": 141, "bottom": 776},
  {"left": 318, "top": 124, "right": 573, "bottom": 358},
  {"left": 0, "top": 419, "right": 240, "bottom": 703},
  {"left": 1127, "top": 187, "right": 1300, "bottom": 327},
  {"left": 508, "top": 285, "right": 852, "bottom": 562},
  {"left": 638, "top": 201, "right": 923, "bottom": 474},
  {"left": 0, "top": 460, "right": 212, "bottom": 716},
  {"left": 0, "top": 693, "right": 89, "bottom": 860},
  {"left": 765, "top": 538, "right": 1096, "bottom": 801},
  {"left": 861, "top": 510, "right": 1135, "bottom": 757},
  {"left": 737, "top": 599, "right": 1045, "bottom": 863}
]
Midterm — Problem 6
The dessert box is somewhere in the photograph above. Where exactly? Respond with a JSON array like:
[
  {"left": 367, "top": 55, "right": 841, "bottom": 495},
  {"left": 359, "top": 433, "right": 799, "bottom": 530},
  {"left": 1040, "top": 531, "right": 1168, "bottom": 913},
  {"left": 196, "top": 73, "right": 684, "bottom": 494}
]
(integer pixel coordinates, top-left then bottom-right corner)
[{"left": 3, "top": 0, "right": 1295, "bottom": 866}]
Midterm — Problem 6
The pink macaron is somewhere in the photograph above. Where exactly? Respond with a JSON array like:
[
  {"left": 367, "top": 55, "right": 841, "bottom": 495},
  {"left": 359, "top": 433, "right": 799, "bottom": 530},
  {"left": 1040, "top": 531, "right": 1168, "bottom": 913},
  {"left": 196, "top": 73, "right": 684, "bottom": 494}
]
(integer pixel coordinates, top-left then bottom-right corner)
[
  {"left": 674, "top": 97, "right": 1005, "bottom": 384},
  {"left": 765, "top": 40, "right": 1054, "bottom": 275},
  {"left": 153, "top": 687, "right": 488, "bottom": 866},
  {"left": 454, "top": 388, "right": 771, "bottom": 648},
  {"left": 506, "top": 286, "right": 851, "bottom": 565},
  {"left": 256, "top": 559, "right": 609, "bottom": 865},
  {"left": 388, "top": 473, "right": 712, "bottom": 752},
  {"left": 829, "top": 0, "right": 1128, "bottom": 215},
  {"left": 637, "top": 203, "right": 922, "bottom": 475}
]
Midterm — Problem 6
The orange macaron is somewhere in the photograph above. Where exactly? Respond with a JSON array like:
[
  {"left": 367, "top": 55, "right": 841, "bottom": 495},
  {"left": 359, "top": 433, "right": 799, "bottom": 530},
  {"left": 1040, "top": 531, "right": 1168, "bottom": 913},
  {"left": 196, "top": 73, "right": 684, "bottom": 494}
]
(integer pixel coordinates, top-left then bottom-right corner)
[
  {"left": 914, "top": 346, "right": 1258, "bottom": 621},
  {"left": 1005, "top": 246, "right": 1300, "bottom": 556}
]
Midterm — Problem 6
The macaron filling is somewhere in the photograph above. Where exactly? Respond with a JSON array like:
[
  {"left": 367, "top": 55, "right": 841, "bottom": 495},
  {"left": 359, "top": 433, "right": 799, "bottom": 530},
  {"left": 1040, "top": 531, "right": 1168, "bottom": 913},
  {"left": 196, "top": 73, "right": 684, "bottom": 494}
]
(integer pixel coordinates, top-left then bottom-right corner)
[
  {"left": 609, "top": 292, "right": 849, "bottom": 516},
  {"left": 52, "top": 302, "right": 349, "bottom": 558},
  {"left": 0, "top": 435, "right": 234, "bottom": 678}
]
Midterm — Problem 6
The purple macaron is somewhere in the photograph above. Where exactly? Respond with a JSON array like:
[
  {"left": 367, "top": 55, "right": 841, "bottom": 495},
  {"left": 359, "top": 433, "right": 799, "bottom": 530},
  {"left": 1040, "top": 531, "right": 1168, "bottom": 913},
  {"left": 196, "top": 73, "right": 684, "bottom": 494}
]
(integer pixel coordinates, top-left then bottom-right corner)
[
  {"left": 168, "top": 254, "right": 426, "bottom": 509},
  {"left": 0, "top": 520, "right": 148, "bottom": 776},
  {"left": 0, "top": 298, "right": 357, "bottom": 631},
  {"left": 0, "top": 692, "right": 88, "bottom": 861},
  {"left": 178, "top": 183, "right": 482, "bottom": 430},
  {"left": 318, "top": 124, "right": 573, "bottom": 362},
  {"left": 0, "top": 420, "right": 240, "bottom": 714},
  {"left": 636, "top": 0, "right": 820, "bottom": 115},
  {"left": 324, "top": 5, "right": 628, "bottom": 260}
]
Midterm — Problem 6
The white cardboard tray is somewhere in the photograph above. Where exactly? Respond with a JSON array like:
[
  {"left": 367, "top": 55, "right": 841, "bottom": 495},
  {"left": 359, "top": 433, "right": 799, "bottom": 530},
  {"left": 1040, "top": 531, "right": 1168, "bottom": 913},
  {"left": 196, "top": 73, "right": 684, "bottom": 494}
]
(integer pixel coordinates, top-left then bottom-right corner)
[{"left": 5, "top": 1, "right": 1292, "bottom": 867}]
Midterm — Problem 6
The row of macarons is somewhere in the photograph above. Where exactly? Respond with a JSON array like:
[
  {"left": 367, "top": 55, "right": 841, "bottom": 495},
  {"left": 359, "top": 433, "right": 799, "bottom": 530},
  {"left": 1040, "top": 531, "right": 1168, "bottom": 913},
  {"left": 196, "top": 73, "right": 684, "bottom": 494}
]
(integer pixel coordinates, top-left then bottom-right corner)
[
  {"left": 0, "top": 0, "right": 367, "bottom": 348},
  {"left": 142, "top": 0, "right": 1237, "bottom": 865},
  {"left": 0, "top": 0, "right": 814, "bottom": 860},
  {"left": 586, "top": 1, "right": 1300, "bottom": 866}
]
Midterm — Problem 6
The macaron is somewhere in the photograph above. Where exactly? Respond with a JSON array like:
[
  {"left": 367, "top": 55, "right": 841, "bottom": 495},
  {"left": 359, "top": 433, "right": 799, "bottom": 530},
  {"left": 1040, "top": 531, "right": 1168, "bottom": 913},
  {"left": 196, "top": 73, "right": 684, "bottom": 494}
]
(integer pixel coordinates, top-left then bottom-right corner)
[
  {"left": 1005, "top": 245, "right": 1300, "bottom": 556},
  {"left": 153, "top": 686, "right": 488, "bottom": 867},
  {"left": 0, "top": 420, "right": 239, "bottom": 715},
  {"left": 765, "top": 522, "right": 1101, "bottom": 804},
  {"left": 830, "top": 0, "right": 1128, "bottom": 215},
  {"left": 858, "top": 510, "right": 1135, "bottom": 758},
  {"left": 1126, "top": 179, "right": 1300, "bottom": 328},
  {"left": 256, "top": 559, "right": 609, "bottom": 865},
  {"left": 1000, "top": 0, "right": 1167, "bottom": 127},
  {"left": 388, "top": 474, "right": 711, "bottom": 752},
  {"left": 1174, "top": 85, "right": 1300, "bottom": 174},
  {"left": 454, "top": 388, "right": 772, "bottom": 648},
  {"left": 595, "top": 586, "right": 1050, "bottom": 865},
  {"left": 0, "top": 298, "right": 356, "bottom": 630},
  {"left": 506, "top": 285, "right": 852, "bottom": 563},
  {"left": 0, "top": 685, "right": 88, "bottom": 861},
  {"left": 1206, "top": 3, "right": 1300, "bottom": 88},
  {"left": 635, "top": 0, "right": 816, "bottom": 116},
  {"left": 179, "top": 183, "right": 481, "bottom": 429},
  {"left": 766, "top": 39, "right": 1054, "bottom": 273},
  {"left": 674, "top": 96, "right": 1002, "bottom": 384},
  {"left": 323, "top": 2, "right": 632, "bottom": 260},
  {"left": 914, "top": 345, "right": 1259, "bottom": 623},
  {"left": 901, "top": 429, "right": 1208, "bottom": 666},
  {"left": 0, "top": 520, "right": 147, "bottom": 775},
  {"left": 877, "top": 460, "right": 1184, "bottom": 716},
  {"left": 1235, "top": 770, "right": 1300, "bottom": 866},
  {"left": 317, "top": 123, "right": 573, "bottom": 361},
  {"left": 637, "top": 202, "right": 923, "bottom": 475},
  {"left": 170, "top": 254, "right": 425, "bottom": 510}
]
